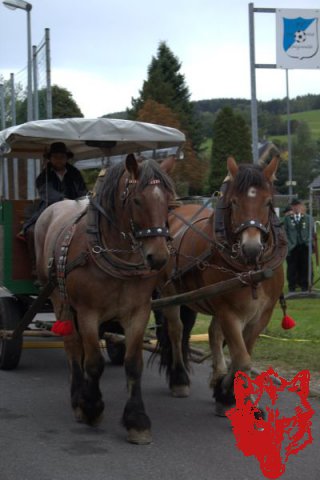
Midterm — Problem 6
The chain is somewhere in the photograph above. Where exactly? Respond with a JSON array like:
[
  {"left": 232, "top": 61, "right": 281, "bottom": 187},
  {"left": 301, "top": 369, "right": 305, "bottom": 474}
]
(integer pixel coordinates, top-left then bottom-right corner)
[
  {"left": 91, "top": 244, "right": 141, "bottom": 255},
  {"left": 172, "top": 250, "right": 246, "bottom": 279}
]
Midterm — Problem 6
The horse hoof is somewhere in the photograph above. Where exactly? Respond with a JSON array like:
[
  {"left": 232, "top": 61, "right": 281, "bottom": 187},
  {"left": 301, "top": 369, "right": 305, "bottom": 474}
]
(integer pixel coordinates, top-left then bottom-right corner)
[
  {"left": 74, "top": 407, "right": 85, "bottom": 423},
  {"left": 171, "top": 385, "right": 190, "bottom": 398},
  {"left": 214, "top": 401, "right": 231, "bottom": 417},
  {"left": 127, "top": 429, "right": 152, "bottom": 445},
  {"left": 73, "top": 407, "right": 104, "bottom": 426}
]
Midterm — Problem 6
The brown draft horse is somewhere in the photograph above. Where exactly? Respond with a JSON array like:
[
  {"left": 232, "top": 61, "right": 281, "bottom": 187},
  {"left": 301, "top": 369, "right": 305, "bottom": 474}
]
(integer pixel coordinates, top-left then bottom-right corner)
[
  {"left": 156, "top": 156, "right": 287, "bottom": 416},
  {"left": 34, "top": 154, "right": 175, "bottom": 444}
]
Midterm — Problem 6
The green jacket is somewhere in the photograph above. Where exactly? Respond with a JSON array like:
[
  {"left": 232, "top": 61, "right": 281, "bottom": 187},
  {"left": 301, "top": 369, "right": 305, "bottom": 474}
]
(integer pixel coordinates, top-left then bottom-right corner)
[{"left": 283, "top": 213, "right": 313, "bottom": 254}]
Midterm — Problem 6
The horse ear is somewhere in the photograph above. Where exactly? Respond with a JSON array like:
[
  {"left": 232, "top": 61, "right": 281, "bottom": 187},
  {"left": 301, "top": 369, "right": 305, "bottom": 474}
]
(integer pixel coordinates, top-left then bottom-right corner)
[
  {"left": 125, "top": 153, "right": 139, "bottom": 179},
  {"left": 227, "top": 156, "right": 238, "bottom": 180},
  {"left": 263, "top": 156, "right": 279, "bottom": 182},
  {"left": 160, "top": 155, "right": 176, "bottom": 174}
]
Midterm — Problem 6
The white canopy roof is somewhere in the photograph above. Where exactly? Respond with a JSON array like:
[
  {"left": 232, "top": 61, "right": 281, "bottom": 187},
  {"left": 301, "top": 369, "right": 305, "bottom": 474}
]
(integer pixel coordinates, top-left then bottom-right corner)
[{"left": 0, "top": 117, "right": 185, "bottom": 160}]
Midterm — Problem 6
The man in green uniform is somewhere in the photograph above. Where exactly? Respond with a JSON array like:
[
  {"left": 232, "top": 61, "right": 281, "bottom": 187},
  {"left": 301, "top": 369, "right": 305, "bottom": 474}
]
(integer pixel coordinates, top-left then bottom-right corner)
[{"left": 283, "top": 199, "right": 313, "bottom": 292}]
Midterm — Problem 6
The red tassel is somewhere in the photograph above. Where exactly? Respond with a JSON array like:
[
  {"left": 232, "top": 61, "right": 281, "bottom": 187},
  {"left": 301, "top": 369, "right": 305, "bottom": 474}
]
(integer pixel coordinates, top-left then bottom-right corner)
[
  {"left": 51, "top": 320, "right": 73, "bottom": 336},
  {"left": 281, "top": 315, "right": 296, "bottom": 330}
]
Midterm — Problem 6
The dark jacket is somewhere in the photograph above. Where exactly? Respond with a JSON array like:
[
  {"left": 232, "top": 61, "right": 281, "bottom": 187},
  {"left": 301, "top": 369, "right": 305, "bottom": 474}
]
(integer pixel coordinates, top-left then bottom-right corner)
[
  {"left": 283, "top": 213, "right": 313, "bottom": 254},
  {"left": 23, "top": 162, "right": 87, "bottom": 231},
  {"left": 36, "top": 162, "right": 87, "bottom": 204}
]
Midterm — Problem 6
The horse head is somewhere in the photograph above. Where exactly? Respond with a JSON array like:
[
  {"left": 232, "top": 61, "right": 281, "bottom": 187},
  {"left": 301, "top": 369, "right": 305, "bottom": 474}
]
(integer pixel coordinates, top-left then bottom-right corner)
[
  {"left": 225, "top": 155, "right": 279, "bottom": 266},
  {"left": 101, "top": 154, "right": 175, "bottom": 271}
]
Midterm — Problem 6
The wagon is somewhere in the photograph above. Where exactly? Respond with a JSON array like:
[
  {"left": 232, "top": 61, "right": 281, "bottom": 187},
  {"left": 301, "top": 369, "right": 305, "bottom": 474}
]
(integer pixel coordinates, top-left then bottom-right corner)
[
  {"left": 0, "top": 117, "right": 186, "bottom": 369},
  {"left": 0, "top": 118, "right": 276, "bottom": 373}
]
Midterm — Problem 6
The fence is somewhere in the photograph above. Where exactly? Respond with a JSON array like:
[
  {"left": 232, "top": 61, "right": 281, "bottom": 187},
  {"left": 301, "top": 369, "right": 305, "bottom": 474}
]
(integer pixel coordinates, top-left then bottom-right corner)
[
  {"left": 0, "top": 27, "right": 52, "bottom": 128},
  {"left": 0, "top": 28, "right": 52, "bottom": 199}
]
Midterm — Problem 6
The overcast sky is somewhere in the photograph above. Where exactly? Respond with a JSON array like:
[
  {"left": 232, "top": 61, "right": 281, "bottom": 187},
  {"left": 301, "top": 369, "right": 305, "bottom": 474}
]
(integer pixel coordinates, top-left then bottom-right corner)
[{"left": 1, "top": 0, "right": 320, "bottom": 118}]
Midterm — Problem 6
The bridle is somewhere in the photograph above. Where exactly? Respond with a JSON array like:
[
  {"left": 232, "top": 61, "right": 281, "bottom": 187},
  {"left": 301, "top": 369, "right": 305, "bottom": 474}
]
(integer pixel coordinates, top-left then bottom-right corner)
[
  {"left": 221, "top": 194, "right": 280, "bottom": 267},
  {"left": 232, "top": 218, "right": 270, "bottom": 237},
  {"left": 121, "top": 177, "right": 170, "bottom": 241},
  {"left": 85, "top": 171, "right": 172, "bottom": 278}
]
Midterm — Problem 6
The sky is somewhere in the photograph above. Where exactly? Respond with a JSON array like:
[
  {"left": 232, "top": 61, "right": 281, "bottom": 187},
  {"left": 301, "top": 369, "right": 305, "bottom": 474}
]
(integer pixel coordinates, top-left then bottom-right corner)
[{"left": 1, "top": 0, "right": 320, "bottom": 118}]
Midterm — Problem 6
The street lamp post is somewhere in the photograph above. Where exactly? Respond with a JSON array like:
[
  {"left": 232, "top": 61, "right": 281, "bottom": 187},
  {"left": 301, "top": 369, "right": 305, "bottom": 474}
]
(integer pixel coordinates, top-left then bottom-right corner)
[{"left": 3, "top": 0, "right": 33, "bottom": 122}]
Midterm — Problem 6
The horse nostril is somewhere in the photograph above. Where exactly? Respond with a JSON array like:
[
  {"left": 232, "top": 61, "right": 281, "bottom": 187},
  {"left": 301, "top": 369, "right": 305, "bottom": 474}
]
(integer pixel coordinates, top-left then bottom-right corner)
[
  {"left": 146, "top": 254, "right": 168, "bottom": 270},
  {"left": 241, "top": 242, "right": 263, "bottom": 264}
]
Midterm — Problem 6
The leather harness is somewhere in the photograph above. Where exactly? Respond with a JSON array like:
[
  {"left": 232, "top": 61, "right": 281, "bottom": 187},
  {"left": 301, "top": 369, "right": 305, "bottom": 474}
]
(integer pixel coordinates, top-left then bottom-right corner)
[{"left": 48, "top": 168, "right": 171, "bottom": 299}]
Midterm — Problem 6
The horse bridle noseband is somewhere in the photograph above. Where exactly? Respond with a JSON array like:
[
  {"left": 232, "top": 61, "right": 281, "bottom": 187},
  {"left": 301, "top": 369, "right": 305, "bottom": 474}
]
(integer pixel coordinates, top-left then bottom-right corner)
[{"left": 232, "top": 218, "right": 270, "bottom": 236}]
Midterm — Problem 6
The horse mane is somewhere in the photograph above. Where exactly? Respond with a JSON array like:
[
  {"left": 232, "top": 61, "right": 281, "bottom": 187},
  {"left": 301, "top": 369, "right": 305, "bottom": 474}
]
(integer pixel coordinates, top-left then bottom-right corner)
[
  {"left": 102, "top": 158, "right": 176, "bottom": 224},
  {"left": 226, "top": 163, "right": 272, "bottom": 199}
]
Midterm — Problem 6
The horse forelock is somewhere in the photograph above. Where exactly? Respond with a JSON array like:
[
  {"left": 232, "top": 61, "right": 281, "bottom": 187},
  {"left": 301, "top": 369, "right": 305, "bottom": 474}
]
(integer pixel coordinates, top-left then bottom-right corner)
[
  {"left": 137, "top": 159, "right": 175, "bottom": 195},
  {"left": 101, "top": 159, "right": 175, "bottom": 224},
  {"left": 226, "top": 164, "right": 272, "bottom": 198}
]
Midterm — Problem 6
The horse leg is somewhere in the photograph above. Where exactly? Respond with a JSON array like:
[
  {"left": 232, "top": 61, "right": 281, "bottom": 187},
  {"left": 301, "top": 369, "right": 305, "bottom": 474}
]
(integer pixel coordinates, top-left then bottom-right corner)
[
  {"left": 122, "top": 312, "right": 152, "bottom": 444},
  {"left": 64, "top": 331, "right": 87, "bottom": 422},
  {"left": 158, "top": 305, "right": 192, "bottom": 397},
  {"left": 66, "top": 311, "right": 105, "bottom": 425},
  {"left": 208, "top": 317, "right": 228, "bottom": 389},
  {"left": 243, "top": 307, "right": 274, "bottom": 355},
  {"left": 212, "top": 314, "right": 251, "bottom": 416}
]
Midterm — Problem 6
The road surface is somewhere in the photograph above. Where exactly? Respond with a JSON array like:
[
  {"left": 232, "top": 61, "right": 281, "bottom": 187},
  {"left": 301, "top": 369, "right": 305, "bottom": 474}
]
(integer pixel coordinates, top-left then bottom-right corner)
[{"left": 0, "top": 343, "right": 319, "bottom": 480}]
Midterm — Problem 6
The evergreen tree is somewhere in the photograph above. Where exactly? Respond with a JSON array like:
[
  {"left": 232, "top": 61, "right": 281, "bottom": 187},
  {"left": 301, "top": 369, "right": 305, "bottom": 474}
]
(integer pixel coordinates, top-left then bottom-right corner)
[
  {"left": 129, "top": 41, "right": 203, "bottom": 152},
  {"left": 208, "top": 107, "right": 252, "bottom": 193}
]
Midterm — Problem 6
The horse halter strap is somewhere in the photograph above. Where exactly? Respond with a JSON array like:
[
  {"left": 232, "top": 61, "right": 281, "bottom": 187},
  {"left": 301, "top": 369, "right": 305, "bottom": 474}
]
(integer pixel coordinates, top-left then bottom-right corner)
[
  {"left": 233, "top": 219, "right": 269, "bottom": 236},
  {"left": 123, "top": 177, "right": 170, "bottom": 240}
]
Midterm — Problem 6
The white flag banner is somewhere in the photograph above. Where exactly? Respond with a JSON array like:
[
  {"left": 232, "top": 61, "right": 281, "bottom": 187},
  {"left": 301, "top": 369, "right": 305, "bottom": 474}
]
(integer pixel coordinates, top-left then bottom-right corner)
[{"left": 276, "top": 9, "right": 320, "bottom": 69}]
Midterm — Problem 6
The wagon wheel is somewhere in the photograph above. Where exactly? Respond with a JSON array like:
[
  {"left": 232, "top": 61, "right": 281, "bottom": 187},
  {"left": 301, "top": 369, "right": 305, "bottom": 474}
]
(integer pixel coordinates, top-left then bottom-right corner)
[
  {"left": 0, "top": 297, "right": 24, "bottom": 370},
  {"left": 100, "top": 321, "right": 126, "bottom": 366}
]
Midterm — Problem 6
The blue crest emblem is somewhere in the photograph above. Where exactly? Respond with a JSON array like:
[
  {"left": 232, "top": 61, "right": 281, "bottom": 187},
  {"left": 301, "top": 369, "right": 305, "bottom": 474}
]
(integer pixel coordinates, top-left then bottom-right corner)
[{"left": 282, "top": 17, "right": 319, "bottom": 59}]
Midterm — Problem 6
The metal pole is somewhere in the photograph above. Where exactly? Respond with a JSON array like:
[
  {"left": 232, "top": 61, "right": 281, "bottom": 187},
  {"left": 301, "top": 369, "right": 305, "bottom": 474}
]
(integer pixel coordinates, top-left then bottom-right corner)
[
  {"left": 32, "top": 44, "right": 39, "bottom": 120},
  {"left": 0, "top": 84, "right": 4, "bottom": 197},
  {"left": 249, "top": 3, "right": 259, "bottom": 164},
  {"left": 26, "top": 4, "right": 35, "bottom": 199},
  {"left": 45, "top": 27, "right": 52, "bottom": 119},
  {"left": 0, "top": 83, "right": 5, "bottom": 129},
  {"left": 0, "top": 83, "right": 9, "bottom": 198},
  {"left": 10, "top": 73, "right": 16, "bottom": 125},
  {"left": 10, "top": 73, "right": 19, "bottom": 199},
  {"left": 26, "top": 4, "right": 33, "bottom": 121},
  {"left": 286, "top": 69, "right": 293, "bottom": 200},
  {"left": 308, "top": 188, "right": 314, "bottom": 290}
]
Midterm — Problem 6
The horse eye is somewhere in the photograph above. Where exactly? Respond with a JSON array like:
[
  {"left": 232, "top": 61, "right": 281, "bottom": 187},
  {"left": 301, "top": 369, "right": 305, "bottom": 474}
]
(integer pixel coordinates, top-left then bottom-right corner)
[{"left": 231, "top": 198, "right": 238, "bottom": 207}]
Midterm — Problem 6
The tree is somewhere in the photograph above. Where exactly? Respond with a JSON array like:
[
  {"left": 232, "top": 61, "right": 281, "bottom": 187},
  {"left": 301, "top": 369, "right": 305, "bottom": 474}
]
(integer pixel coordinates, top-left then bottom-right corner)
[
  {"left": 208, "top": 106, "right": 252, "bottom": 192},
  {"left": 137, "top": 99, "right": 208, "bottom": 195},
  {"left": 16, "top": 85, "right": 83, "bottom": 124},
  {"left": 291, "top": 122, "right": 317, "bottom": 198},
  {"left": 129, "top": 41, "right": 204, "bottom": 153},
  {"left": 0, "top": 75, "right": 24, "bottom": 127}
]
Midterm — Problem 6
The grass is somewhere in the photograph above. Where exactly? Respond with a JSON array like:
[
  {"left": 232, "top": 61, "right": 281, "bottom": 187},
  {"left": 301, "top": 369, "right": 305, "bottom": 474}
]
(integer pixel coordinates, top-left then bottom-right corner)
[
  {"left": 190, "top": 293, "right": 320, "bottom": 373},
  {"left": 272, "top": 109, "right": 320, "bottom": 143}
]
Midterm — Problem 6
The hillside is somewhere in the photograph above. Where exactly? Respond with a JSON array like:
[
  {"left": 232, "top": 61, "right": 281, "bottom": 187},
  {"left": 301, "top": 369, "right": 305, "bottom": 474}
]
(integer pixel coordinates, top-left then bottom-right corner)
[{"left": 104, "top": 94, "right": 320, "bottom": 143}]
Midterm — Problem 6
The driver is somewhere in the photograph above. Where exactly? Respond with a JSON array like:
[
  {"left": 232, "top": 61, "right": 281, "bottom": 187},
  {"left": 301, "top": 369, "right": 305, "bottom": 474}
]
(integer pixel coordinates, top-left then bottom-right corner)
[{"left": 18, "top": 141, "right": 87, "bottom": 275}]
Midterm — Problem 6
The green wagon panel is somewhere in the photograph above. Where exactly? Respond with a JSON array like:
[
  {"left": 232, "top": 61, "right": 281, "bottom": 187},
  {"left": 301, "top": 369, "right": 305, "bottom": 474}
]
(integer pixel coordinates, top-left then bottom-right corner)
[{"left": 0, "top": 200, "right": 38, "bottom": 295}]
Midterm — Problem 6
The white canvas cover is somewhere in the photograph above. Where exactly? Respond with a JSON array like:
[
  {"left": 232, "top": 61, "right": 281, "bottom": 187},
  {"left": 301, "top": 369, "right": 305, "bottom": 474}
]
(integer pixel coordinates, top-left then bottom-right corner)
[{"left": 0, "top": 117, "right": 185, "bottom": 160}]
